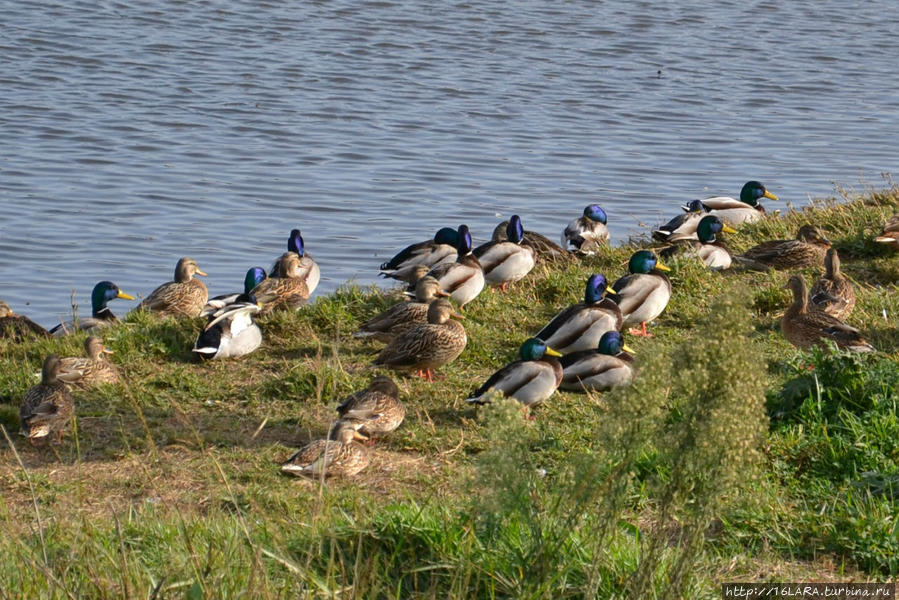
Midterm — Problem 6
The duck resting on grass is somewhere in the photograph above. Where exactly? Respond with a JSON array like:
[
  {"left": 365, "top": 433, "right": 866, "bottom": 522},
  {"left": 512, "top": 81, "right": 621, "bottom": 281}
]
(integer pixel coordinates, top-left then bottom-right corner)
[
  {"left": 201, "top": 267, "right": 267, "bottom": 316},
  {"left": 59, "top": 336, "right": 120, "bottom": 387},
  {"left": 425, "top": 225, "right": 484, "bottom": 309},
  {"left": 609, "top": 250, "right": 671, "bottom": 337},
  {"left": 562, "top": 204, "right": 609, "bottom": 254},
  {"left": 659, "top": 215, "right": 737, "bottom": 270},
  {"left": 653, "top": 200, "right": 707, "bottom": 243},
  {"left": 697, "top": 180, "right": 779, "bottom": 226},
  {"left": 136, "top": 257, "right": 208, "bottom": 318},
  {"left": 252, "top": 254, "right": 310, "bottom": 312},
  {"left": 20, "top": 355, "right": 74, "bottom": 446},
  {"left": 280, "top": 420, "right": 371, "bottom": 479},
  {"left": 465, "top": 338, "right": 563, "bottom": 410},
  {"left": 0, "top": 300, "right": 50, "bottom": 341},
  {"left": 874, "top": 215, "right": 899, "bottom": 250},
  {"left": 534, "top": 273, "right": 622, "bottom": 355},
  {"left": 809, "top": 248, "right": 855, "bottom": 320},
  {"left": 373, "top": 297, "right": 467, "bottom": 381},
  {"left": 559, "top": 330, "right": 635, "bottom": 392},
  {"left": 379, "top": 227, "right": 459, "bottom": 283},
  {"left": 353, "top": 275, "right": 449, "bottom": 343},
  {"left": 491, "top": 219, "right": 571, "bottom": 264},
  {"left": 269, "top": 229, "right": 320, "bottom": 295},
  {"left": 736, "top": 225, "right": 830, "bottom": 271},
  {"left": 781, "top": 275, "right": 874, "bottom": 352},
  {"left": 193, "top": 294, "right": 263, "bottom": 360},
  {"left": 51, "top": 281, "right": 135, "bottom": 336},
  {"left": 473, "top": 215, "right": 537, "bottom": 291},
  {"left": 336, "top": 375, "right": 405, "bottom": 441}
]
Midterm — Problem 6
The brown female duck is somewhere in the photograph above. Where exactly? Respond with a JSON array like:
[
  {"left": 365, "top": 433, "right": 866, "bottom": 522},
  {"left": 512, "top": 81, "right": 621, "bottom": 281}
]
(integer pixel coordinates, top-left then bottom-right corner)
[
  {"left": 336, "top": 375, "right": 405, "bottom": 439},
  {"left": 20, "top": 355, "right": 74, "bottom": 445},
  {"left": 353, "top": 276, "right": 448, "bottom": 343},
  {"left": 137, "top": 257, "right": 208, "bottom": 317},
  {"left": 737, "top": 225, "right": 830, "bottom": 270},
  {"left": 59, "top": 336, "right": 120, "bottom": 387},
  {"left": 0, "top": 300, "right": 49, "bottom": 341},
  {"left": 280, "top": 420, "right": 371, "bottom": 478},
  {"left": 781, "top": 275, "right": 874, "bottom": 352},
  {"left": 809, "top": 248, "right": 855, "bottom": 320}
]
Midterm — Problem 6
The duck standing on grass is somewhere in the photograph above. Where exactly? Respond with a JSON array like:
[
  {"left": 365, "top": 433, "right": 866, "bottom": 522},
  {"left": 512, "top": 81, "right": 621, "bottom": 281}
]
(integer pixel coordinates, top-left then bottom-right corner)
[
  {"left": 809, "top": 248, "right": 855, "bottom": 319},
  {"left": 379, "top": 227, "right": 459, "bottom": 283},
  {"left": 426, "top": 225, "right": 484, "bottom": 309},
  {"left": 137, "top": 257, "right": 208, "bottom": 317},
  {"left": 534, "top": 274, "right": 622, "bottom": 354},
  {"left": 336, "top": 375, "right": 405, "bottom": 441},
  {"left": 59, "top": 337, "right": 119, "bottom": 387},
  {"left": 51, "top": 281, "right": 135, "bottom": 335},
  {"left": 781, "top": 275, "right": 874, "bottom": 352},
  {"left": 609, "top": 250, "right": 672, "bottom": 337},
  {"left": 559, "top": 330, "right": 635, "bottom": 392},
  {"left": 280, "top": 420, "right": 371, "bottom": 479},
  {"left": 269, "top": 229, "right": 320, "bottom": 295},
  {"left": 736, "top": 225, "right": 830, "bottom": 270},
  {"left": 562, "top": 204, "right": 609, "bottom": 254},
  {"left": 473, "top": 215, "right": 537, "bottom": 291},
  {"left": 659, "top": 215, "right": 737, "bottom": 270},
  {"left": 353, "top": 276, "right": 449, "bottom": 343},
  {"left": 0, "top": 300, "right": 50, "bottom": 341},
  {"left": 20, "top": 355, "right": 74, "bottom": 446},
  {"left": 373, "top": 298, "right": 467, "bottom": 381},
  {"left": 698, "top": 180, "right": 779, "bottom": 225},
  {"left": 466, "top": 338, "right": 563, "bottom": 410}
]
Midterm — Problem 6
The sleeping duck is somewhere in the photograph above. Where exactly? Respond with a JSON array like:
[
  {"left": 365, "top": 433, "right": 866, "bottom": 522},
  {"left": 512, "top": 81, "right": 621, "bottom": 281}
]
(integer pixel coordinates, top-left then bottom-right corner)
[
  {"left": 380, "top": 227, "right": 459, "bottom": 283},
  {"left": 562, "top": 204, "right": 609, "bottom": 254},
  {"left": 473, "top": 215, "right": 537, "bottom": 290}
]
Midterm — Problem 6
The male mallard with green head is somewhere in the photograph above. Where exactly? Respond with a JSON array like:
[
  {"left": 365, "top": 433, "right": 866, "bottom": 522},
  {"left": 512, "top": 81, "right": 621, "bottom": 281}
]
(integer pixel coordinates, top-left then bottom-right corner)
[
  {"left": 562, "top": 204, "right": 609, "bottom": 254},
  {"left": 699, "top": 180, "right": 779, "bottom": 225},
  {"left": 609, "top": 250, "right": 672, "bottom": 337},
  {"left": 51, "top": 281, "right": 135, "bottom": 336},
  {"left": 465, "top": 338, "right": 563, "bottom": 408},
  {"left": 534, "top": 274, "right": 622, "bottom": 354},
  {"left": 474, "top": 215, "right": 537, "bottom": 291},
  {"left": 559, "top": 330, "right": 636, "bottom": 392},
  {"left": 660, "top": 215, "right": 737, "bottom": 270}
]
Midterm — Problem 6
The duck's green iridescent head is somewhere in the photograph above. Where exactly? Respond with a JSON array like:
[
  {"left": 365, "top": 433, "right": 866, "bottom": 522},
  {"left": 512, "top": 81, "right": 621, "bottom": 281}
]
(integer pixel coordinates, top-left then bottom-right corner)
[
  {"left": 91, "top": 281, "right": 134, "bottom": 314},
  {"left": 520, "top": 338, "right": 563, "bottom": 361},
  {"left": 584, "top": 274, "right": 614, "bottom": 303},
  {"left": 739, "top": 181, "right": 778, "bottom": 207},
  {"left": 456, "top": 225, "right": 473, "bottom": 255},
  {"left": 628, "top": 250, "right": 669, "bottom": 274},
  {"left": 506, "top": 215, "right": 524, "bottom": 244},
  {"left": 287, "top": 229, "right": 306, "bottom": 257},
  {"left": 583, "top": 204, "right": 607, "bottom": 224},
  {"left": 433, "top": 227, "right": 459, "bottom": 246},
  {"left": 696, "top": 215, "right": 737, "bottom": 243},
  {"left": 244, "top": 267, "right": 267, "bottom": 294},
  {"left": 597, "top": 331, "right": 635, "bottom": 356},
  {"left": 682, "top": 199, "right": 707, "bottom": 213}
]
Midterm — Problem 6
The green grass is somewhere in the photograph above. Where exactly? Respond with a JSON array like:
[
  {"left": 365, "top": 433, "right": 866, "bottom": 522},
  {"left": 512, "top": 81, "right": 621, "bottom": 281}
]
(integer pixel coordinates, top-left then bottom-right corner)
[{"left": 1, "top": 184, "right": 898, "bottom": 597}]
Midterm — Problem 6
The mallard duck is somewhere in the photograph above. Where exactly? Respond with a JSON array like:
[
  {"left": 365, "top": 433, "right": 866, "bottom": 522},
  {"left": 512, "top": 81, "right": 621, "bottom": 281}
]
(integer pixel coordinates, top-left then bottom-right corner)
[
  {"left": 50, "top": 281, "right": 135, "bottom": 336},
  {"left": 534, "top": 274, "right": 623, "bottom": 354},
  {"left": 491, "top": 220, "right": 572, "bottom": 264},
  {"left": 380, "top": 227, "right": 459, "bottom": 283},
  {"left": 609, "top": 250, "right": 672, "bottom": 337},
  {"left": 336, "top": 375, "right": 405, "bottom": 439},
  {"left": 809, "top": 248, "right": 855, "bottom": 320},
  {"left": 137, "top": 257, "right": 208, "bottom": 317},
  {"left": 426, "top": 225, "right": 485, "bottom": 309},
  {"left": 373, "top": 298, "right": 467, "bottom": 381},
  {"left": 652, "top": 200, "right": 707, "bottom": 242},
  {"left": 353, "top": 276, "right": 448, "bottom": 343},
  {"left": 562, "top": 204, "right": 609, "bottom": 254},
  {"left": 736, "top": 225, "right": 830, "bottom": 271},
  {"left": 465, "top": 338, "right": 563, "bottom": 408},
  {"left": 193, "top": 295, "right": 263, "bottom": 360},
  {"left": 874, "top": 215, "right": 899, "bottom": 250},
  {"left": 201, "top": 267, "right": 267, "bottom": 316},
  {"left": 270, "top": 229, "right": 320, "bottom": 295},
  {"left": 59, "top": 336, "right": 120, "bottom": 387},
  {"left": 698, "top": 180, "right": 779, "bottom": 225},
  {"left": 659, "top": 215, "right": 737, "bottom": 270},
  {"left": 280, "top": 420, "right": 371, "bottom": 478},
  {"left": 473, "top": 215, "right": 537, "bottom": 290},
  {"left": 20, "top": 355, "right": 74, "bottom": 445},
  {"left": 252, "top": 254, "right": 310, "bottom": 312},
  {"left": 559, "top": 330, "right": 635, "bottom": 392},
  {"left": 0, "top": 300, "right": 50, "bottom": 341},
  {"left": 781, "top": 275, "right": 874, "bottom": 352}
]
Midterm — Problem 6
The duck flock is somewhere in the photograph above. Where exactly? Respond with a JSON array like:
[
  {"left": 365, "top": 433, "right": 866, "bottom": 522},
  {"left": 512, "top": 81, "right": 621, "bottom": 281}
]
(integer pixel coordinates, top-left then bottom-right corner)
[{"left": 3, "top": 181, "right": 898, "bottom": 479}]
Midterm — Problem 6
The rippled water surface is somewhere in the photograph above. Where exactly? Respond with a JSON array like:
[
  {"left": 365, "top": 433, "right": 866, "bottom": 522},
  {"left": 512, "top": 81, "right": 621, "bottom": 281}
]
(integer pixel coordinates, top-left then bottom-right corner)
[{"left": 2, "top": 0, "right": 898, "bottom": 325}]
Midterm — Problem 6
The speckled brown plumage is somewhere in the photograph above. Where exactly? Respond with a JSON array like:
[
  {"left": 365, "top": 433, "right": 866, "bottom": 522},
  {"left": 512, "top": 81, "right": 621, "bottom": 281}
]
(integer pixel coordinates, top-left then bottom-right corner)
[
  {"left": 373, "top": 298, "right": 467, "bottom": 379},
  {"left": 59, "top": 337, "right": 120, "bottom": 387},
  {"left": 138, "top": 257, "right": 208, "bottom": 317},
  {"left": 20, "top": 355, "right": 74, "bottom": 445},
  {"left": 353, "top": 276, "right": 448, "bottom": 343},
  {"left": 738, "top": 225, "right": 831, "bottom": 270},
  {"left": 280, "top": 421, "right": 371, "bottom": 478},
  {"left": 874, "top": 214, "right": 899, "bottom": 250},
  {"left": 809, "top": 248, "right": 855, "bottom": 320},
  {"left": 0, "top": 300, "right": 50, "bottom": 341},
  {"left": 253, "top": 254, "right": 310, "bottom": 312},
  {"left": 781, "top": 275, "right": 874, "bottom": 352},
  {"left": 336, "top": 375, "right": 405, "bottom": 438}
]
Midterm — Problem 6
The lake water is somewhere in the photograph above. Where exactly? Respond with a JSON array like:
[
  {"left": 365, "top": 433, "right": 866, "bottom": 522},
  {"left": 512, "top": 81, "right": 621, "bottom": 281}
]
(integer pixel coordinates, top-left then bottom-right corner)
[{"left": 2, "top": 0, "right": 898, "bottom": 327}]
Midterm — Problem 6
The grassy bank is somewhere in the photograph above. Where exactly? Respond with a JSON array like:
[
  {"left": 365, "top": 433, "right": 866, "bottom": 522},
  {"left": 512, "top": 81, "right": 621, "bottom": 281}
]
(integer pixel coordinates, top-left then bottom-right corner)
[{"left": 1, "top": 185, "right": 897, "bottom": 598}]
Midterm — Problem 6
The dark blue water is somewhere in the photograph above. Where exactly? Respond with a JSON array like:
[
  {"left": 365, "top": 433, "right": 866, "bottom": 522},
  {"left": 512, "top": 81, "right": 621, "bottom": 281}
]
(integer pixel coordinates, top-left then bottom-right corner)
[{"left": 2, "top": 0, "right": 897, "bottom": 326}]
